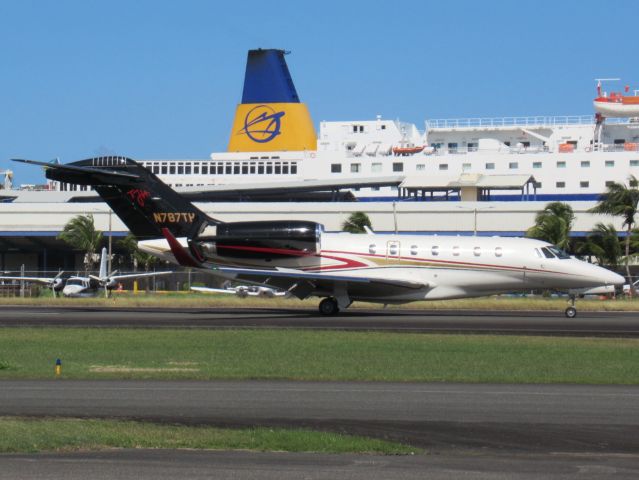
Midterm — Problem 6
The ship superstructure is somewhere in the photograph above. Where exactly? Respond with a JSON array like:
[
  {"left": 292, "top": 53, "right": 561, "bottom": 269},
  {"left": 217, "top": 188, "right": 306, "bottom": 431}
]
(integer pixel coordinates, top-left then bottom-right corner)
[{"left": 54, "top": 49, "right": 639, "bottom": 202}]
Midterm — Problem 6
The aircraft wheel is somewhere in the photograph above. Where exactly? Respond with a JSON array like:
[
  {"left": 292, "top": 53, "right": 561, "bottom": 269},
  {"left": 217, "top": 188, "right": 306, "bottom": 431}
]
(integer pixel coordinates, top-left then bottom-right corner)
[
  {"left": 319, "top": 297, "right": 340, "bottom": 316},
  {"left": 565, "top": 306, "right": 577, "bottom": 318}
]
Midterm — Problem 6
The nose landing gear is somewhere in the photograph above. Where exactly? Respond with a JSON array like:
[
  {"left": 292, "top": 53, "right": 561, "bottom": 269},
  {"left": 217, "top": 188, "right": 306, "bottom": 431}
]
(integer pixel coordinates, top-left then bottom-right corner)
[{"left": 565, "top": 294, "right": 577, "bottom": 318}]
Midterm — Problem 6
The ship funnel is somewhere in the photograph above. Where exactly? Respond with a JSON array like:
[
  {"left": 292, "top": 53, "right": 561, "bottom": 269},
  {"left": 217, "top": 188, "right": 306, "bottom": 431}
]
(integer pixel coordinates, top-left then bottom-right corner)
[{"left": 227, "top": 49, "right": 317, "bottom": 152}]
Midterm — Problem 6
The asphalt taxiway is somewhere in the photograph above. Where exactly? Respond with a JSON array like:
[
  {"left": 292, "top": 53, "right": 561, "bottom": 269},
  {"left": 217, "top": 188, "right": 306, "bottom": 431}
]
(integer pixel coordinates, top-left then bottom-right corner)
[{"left": 1, "top": 306, "right": 639, "bottom": 336}]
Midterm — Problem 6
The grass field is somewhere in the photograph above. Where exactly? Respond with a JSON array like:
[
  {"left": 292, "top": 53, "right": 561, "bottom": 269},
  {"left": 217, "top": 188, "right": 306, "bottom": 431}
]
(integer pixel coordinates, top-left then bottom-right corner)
[
  {"left": 0, "top": 328, "right": 637, "bottom": 384},
  {"left": 0, "top": 417, "right": 416, "bottom": 454},
  {"left": 1, "top": 293, "right": 638, "bottom": 311}
]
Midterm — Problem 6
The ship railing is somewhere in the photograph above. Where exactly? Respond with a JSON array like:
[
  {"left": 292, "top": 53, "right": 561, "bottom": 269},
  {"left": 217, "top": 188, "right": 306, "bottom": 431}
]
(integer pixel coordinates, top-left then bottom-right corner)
[{"left": 426, "top": 115, "right": 631, "bottom": 129}]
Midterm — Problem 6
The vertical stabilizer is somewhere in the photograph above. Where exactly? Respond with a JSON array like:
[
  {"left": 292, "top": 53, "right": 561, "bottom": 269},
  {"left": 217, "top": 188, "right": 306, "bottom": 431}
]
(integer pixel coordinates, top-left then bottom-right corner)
[
  {"left": 99, "top": 247, "right": 108, "bottom": 278},
  {"left": 227, "top": 49, "right": 317, "bottom": 152}
]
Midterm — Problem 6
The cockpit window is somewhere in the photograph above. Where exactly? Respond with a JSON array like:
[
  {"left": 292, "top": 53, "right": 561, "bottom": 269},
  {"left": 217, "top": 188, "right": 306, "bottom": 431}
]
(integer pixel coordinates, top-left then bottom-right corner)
[
  {"left": 547, "top": 246, "right": 571, "bottom": 259},
  {"left": 540, "top": 247, "right": 555, "bottom": 259}
]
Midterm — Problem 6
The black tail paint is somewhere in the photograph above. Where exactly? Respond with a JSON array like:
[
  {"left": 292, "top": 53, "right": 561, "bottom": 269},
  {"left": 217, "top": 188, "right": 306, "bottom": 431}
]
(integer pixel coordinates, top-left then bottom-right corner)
[{"left": 43, "top": 156, "right": 218, "bottom": 239}]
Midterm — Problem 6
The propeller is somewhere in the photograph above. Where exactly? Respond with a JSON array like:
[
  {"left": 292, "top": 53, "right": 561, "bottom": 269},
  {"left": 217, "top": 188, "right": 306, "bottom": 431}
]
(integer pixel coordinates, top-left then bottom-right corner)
[{"left": 50, "top": 271, "right": 65, "bottom": 298}]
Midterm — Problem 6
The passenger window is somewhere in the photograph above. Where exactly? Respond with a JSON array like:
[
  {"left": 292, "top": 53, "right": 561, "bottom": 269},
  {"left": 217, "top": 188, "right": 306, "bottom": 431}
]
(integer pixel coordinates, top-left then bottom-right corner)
[
  {"left": 369, "top": 244, "right": 377, "bottom": 255},
  {"left": 453, "top": 246, "right": 460, "bottom": 256},
  {"left": 410, "top": 245, "right": 418, "bottom": 256},
  {"left": 495, "top": 247, "right": 503, "bottom": 257},
  {"left": 473, "top": 247, "right": 481, "bottom": 257},
  {"left": 431, "top": 246, "right": 439, "bottom": 256}
]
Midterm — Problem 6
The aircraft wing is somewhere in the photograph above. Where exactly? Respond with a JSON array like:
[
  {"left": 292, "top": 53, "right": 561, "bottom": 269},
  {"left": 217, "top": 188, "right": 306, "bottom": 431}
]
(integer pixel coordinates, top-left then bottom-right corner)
[
  {"left": 160, "top": 227, "right": 428, "bottom": 299},
  {"left": 0, "top": 276, "right": 56, "bottom": 285},
  {"left": 108, "top": 271, "right": 173, "bottom": 282},
  {"left": 190, "top": 286, "right": 237, "bottom": 294}
]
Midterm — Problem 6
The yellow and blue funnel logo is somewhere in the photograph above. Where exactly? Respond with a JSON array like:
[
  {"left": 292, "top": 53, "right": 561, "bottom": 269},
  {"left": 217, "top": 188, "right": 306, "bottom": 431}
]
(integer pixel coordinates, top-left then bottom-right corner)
[
  {"left": 229, "top": 102, "right": 316, "bottom": 152},
  {"left": 227, "top": 49, "right": 317, "bottom": 152}
]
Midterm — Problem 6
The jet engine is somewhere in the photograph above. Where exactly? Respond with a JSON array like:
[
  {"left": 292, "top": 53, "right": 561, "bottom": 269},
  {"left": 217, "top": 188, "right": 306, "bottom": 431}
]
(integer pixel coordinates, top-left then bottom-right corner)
[{"left": 194, "top": 220, "right": 323, "bottom": 260}]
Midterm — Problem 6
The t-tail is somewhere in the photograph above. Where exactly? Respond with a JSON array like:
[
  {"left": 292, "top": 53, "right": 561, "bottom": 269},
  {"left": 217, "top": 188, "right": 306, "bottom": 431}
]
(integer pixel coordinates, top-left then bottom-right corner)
[
  {"left": 13, "top": 157, "right": 217, "bottom": 240},
  {"left": 227, "top": 49, "right": 317, "bottom": 153}
]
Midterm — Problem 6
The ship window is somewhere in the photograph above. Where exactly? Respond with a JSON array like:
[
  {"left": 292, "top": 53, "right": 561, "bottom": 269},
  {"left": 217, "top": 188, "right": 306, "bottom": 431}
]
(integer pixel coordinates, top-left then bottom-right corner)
[
  {"left": 169, "top": 164, "right": 176, "bottom": 175},
  {"left": 468, "top": 142, "right": 478, "bottom": 151},
  {"left": 353, "top": 125, "right": 357, "bottom": 133},
  {"left": 331, "top": 163, "right": 342, "bottom": 173},
  {"left": 605, "top": 181, "right": 614, "bottom": 187},
  {"left": 242, "top": 164, "right": 248, "bottom": 174},
  {"left": 495, "top": 247, "right": 503, "bottom": 257},
  {"left": 581, "top": 161, "right": 590, "bottom": 168},
  {"left": 272, "top": 156, "right": 280, "bottom": 160},
  {"left": 534, "top": 182, "right": 542, "bottom": 188},
  {"left": 533, "top": 162, "right": 542, "bottom": 168},
  {"left": 260, "top": 156, "right": 269, "bottom": 159},
  {"left": 485, "top": 162, "right": 495, "bottom": 170},
  {"left": 580, "top": 181, "right": 589, "bottom": 188},
  {"left": 351, "top": 163, "right": 361, "bottom": 173},
  {"left": 152, "top": 165, "right": 160, "bottom": 174},
  {"left": 522, "top": 141, "right": 531, "bottom": 148},
  {"left": 452, "top": 246, "right": 460, "bottom": 256},
  {"left": 266, "top": 163, "right": 273, "bottom": 174},
  {"left": 250, "top": 156, "right": 258, "bottom": 160},
  {"left": 431, "top": 246, "right": 439, "bottom": 256},
  {"left": 185, "top": 164, "right": 192, "bottom": 175},
  {"left": 416, "top": 164, "right": 425, "bottom": 171},
  {"left": 225, "top": 163, "right": 232, "bottom": 175},
  {"left": 177, "top": 163, "right": 184, "bottom": 175},
  {"left": 392, "top": 162, "right": 404, "bottom": 172},
  {"left": 462, "top": 163, "right": 471, "bottom": 171},
  {"left": 193, "top": 164, "right": 199, "bottom": 174},
  {"left": 631, "top": 160, "right": 639, "bottom": 167},
  {"left": 473, "top": 246, "right": 481, "bottom": 257},
  {"left": 161, "top": 164, "right": 167, "bottom": 174},
  {"left": 556, "top": 181, "right": 565, "bottom": 188},
  {"left": 291, "top": 163, "right": 298, "bottom": 174},
  {"left": 282, "top": 163, "right": 289, "bottom": 174},
  {"left": 614, "top": 139, "right": 625, "bottom": 145},
  {"left": 372, "top": 163, "right": 382, "bottom": 172},
  {"left": 369, "top": 244, "right": 376, "bottom": 255},
  {"left": 448, "top": 142, "right": 458, "bottom": 152},
  {"left": 439, "top": 164, "right": 448, "bottom": 171},
  {"left": 410, "top": 245, "right": 418, "bottom": 255},
  {"left": 605, "top": 160, "right": 615, "bottom": 168},
  {"left": 381, "top": 125, "right": 386, "bottom": 130},
  {"left": 272, "top": 162, "right": 279, "bottom": 174},
  {"left": 359, "top": 126, "right": 364, "bottom": 132},
  {"left": 504, "top": 141, "right": 511, "bottom": 147},
  {"left": 557, "top": 161, "right": 566, "bottom": 168},
  {"left": 250, "top": 163, "right": 256, "bottom": 174},
  {"left": 202, "top": 165, "right": 208, "bottom": 175},
  {"left": 217, "top": 163, "right": 224, "bottom": 175},
  {"left": 509, "top": 162, "right": 518, "bottom": 169},
  {"left": 233, "top": 164, "right": 240, "bottom": 175},
  {"left": 258, "top": 163, "right": 265, "bottom": 174}
]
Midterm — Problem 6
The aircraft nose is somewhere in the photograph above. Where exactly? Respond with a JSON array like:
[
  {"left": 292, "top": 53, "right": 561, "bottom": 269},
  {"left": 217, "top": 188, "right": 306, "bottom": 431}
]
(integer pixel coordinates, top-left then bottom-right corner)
[{"left": 607, "top": 270, "right": 626, "bottom": 286}]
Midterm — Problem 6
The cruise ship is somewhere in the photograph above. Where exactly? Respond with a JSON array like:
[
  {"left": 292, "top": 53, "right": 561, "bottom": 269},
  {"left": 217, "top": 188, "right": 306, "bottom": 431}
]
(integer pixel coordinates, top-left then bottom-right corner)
[{"left": 52, "top": 49, "right": 639, "bottom": 203}]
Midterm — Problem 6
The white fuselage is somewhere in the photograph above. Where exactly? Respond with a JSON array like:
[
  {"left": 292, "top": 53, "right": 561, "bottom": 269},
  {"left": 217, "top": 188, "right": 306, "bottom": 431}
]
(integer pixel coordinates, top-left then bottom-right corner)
[{"left": 139, "top": 233, "right": 623, "bottom": 304}]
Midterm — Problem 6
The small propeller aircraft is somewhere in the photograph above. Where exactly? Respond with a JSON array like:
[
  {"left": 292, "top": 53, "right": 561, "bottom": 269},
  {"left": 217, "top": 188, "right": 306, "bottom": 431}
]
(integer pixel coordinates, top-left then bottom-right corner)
[{"left": 0, "top": 247, "right": 171, "bottom": 297}]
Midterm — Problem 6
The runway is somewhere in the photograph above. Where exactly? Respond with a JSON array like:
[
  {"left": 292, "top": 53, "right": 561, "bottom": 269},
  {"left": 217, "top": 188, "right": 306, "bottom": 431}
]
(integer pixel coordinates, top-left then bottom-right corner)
[
  {"left": 1, "top": 306, "right": 639, "bottom": 336},
  {"left": 1, "top": 380, "right": 638, "bottom": 453}
]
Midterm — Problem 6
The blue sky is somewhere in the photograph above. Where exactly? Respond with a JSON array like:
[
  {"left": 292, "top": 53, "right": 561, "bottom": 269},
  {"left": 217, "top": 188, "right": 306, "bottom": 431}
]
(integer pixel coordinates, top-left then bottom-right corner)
[{"left": 1, "top": 0, "right": 636, "bottom": 185}]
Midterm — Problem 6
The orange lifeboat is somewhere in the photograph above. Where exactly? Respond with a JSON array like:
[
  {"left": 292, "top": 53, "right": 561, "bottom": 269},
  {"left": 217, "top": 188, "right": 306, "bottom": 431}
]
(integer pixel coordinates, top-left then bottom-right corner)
[
  {"left": 392, "top": 145, "right": 425, "bottom": 156},
  {"left": 593, "top": 83, "right": 639, "bottom": 117}
]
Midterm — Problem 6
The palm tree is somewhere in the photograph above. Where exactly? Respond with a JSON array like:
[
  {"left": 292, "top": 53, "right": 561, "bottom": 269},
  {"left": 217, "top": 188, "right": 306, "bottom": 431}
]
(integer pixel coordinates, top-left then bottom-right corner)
[
  {"left": 577, "top": 223, "right": 621, "bottom": 268},
  {"left": 589, "top": 176, "right": 639, "bottom": 294},
  {"left": 119, "top": 233, "right": 161, "bottom": 291},
  {"left": 57, "top": 214, "right": 103, "bottom": 272},
  {"left": 525, "top": 202, "right": 574, "bottom": 251},
  {"left": 341, "top": 212, "right": 372, "bottom": 234}
]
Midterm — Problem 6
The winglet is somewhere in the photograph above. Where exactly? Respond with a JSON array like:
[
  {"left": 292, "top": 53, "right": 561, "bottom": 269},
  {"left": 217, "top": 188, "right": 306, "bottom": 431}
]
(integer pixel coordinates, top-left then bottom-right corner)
[{"left": 161, "top": 228, "right": 202, "bottom": 268}]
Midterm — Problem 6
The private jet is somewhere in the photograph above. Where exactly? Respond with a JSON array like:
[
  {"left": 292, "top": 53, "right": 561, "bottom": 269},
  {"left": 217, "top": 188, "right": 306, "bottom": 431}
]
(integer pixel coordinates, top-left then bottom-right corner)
[{"left": 14, "top": 157, "right": 625, "bottom": 316}]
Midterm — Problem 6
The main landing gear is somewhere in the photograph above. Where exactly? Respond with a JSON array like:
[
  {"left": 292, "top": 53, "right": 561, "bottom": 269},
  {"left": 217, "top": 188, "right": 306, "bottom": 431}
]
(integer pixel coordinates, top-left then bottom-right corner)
[
  {"left": 565, "top": 294, "right": 577, "bottom": 318},
  {"left": 319, "top": 297, "right": 340, "bottom": 316}
]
